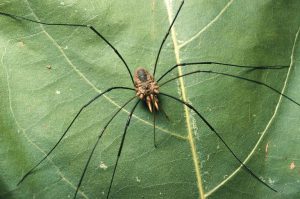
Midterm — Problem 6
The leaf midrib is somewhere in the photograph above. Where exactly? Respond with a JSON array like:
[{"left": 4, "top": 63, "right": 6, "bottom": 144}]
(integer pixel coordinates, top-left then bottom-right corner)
[
  {"left": 164, "top": 0, "right": 205, "bottom": 198},
  {"left": 164, "top": 0, "right": 300, "bottom": 198}
]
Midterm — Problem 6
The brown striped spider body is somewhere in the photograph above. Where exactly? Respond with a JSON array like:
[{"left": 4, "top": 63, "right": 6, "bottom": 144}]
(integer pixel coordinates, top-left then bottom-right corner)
[{"left": 134, "top": 67, "right": 159, "bottom": 112}]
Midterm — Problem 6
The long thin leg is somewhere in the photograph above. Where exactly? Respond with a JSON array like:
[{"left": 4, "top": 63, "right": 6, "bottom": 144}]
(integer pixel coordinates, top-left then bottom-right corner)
[
  {"left": 17, "top": 86, "right": 134, "bottom": 185},
  {"left": 0, "top": 12, "right": 134, "bottom": 84},
  {"left": 157, "top": 61, "right": 289, "bottom": 82},
  {"left": 160, "top": 105, "right": 170, "bottom": 121},
  {"left": 160, "top": 70, "right": 300, "bottom": 106},
  {"left": 153, "top": 104, "right": 171, "bottom": 148},
  {"left": 152, "top": 0, "right": 184, "bottom": 77},
  {"left": 73, "top": 96, "right": 136, "bottom": 199},
  {"left": 107, "top": 100, "right": 140, "bottom": 199},
  {"left": 153, "top": 104, "right": 157, "bottom": 148},
  {"left": 160, "top": 92, "right": 277, "bottom": 192}
]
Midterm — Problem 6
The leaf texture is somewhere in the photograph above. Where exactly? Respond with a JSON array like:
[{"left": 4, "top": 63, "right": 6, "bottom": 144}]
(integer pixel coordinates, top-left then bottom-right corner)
[{"left": 0, "top": 0, "right": 300, "bottom": 199}]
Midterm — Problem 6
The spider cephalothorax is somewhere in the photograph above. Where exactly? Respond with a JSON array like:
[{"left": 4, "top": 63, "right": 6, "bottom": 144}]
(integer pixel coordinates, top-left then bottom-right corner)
[{"left": 134, "top": 67, "right": 159, "bottom": 112}]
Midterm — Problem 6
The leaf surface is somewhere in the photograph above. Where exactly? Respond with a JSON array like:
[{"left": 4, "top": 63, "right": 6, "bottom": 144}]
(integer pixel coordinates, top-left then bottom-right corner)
[{"left": 0, "top": 0, "right": 300, "bottom": 199}]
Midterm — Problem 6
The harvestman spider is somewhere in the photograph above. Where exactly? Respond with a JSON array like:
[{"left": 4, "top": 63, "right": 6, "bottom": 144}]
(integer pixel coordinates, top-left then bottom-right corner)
[{"left": 1, "top": 1, "right": 299, "bottom": 198}]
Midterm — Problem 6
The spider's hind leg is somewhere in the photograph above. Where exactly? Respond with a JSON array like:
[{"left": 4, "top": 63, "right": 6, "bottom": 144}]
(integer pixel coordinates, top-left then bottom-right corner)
[
  {"left": 106, "top": 100, "right": 140, "bottom": 199},
  {"left": 160, "top": 91, "right": 278, "bottom": 192},
  {"left": 153, "top": 104, "right": 157, "bottom": 148},
  {"left": 73, "top": 96, "right": 136, "bottom": 199},
  {"left": 16, "top": 87, "right": 134, "bottom": 186}
]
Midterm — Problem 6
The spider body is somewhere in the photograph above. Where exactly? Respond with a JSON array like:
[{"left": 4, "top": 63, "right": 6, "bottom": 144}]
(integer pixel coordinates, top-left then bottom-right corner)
[{"left": 134, "top": 67, "right": 159, "bottom": 112}]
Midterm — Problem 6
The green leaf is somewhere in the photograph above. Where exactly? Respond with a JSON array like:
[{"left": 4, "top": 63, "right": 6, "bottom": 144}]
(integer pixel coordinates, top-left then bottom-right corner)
[{"left": 1, "top": 0, "right": 299, "bottom": 199}]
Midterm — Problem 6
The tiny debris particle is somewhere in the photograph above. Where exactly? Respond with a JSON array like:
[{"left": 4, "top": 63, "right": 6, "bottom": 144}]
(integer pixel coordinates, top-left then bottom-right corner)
[
  {"left": 17, "top": 41, "right": 25, "bottom": 47},
  {"left": 46, "top": 64, "right": 51, "bottom": 69},
  {"left": 56, "top": 90, "right": 61, "bottom": 95},
  {"left": 99, "top": 161, "right": 108, "bottom": 170},
  {"left": 206, "top": 154, "right": 210, "bottom": 161},
  {"left": 265, "top": 142, "right": 269, "bottom": 159},
  {"left": 290, "top": 161, "right": 296, "bottom": 170},
  {"left": 268, "top": 178, "right": 275, "bottom": 185},
  {"left": 136, "top": 176, "right": 141, "bottom": 182},
  {"left": 203, "top": 171, "right": 209, "bottom": 175},
  {"left": 101, "top": 191, "right": 105, "bottom": 195}
]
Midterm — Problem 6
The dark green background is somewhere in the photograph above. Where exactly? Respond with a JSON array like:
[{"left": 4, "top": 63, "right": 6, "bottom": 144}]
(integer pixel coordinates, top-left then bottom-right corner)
[{"left": 0, "top": 0, "right": 299, "bottom": 198}]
